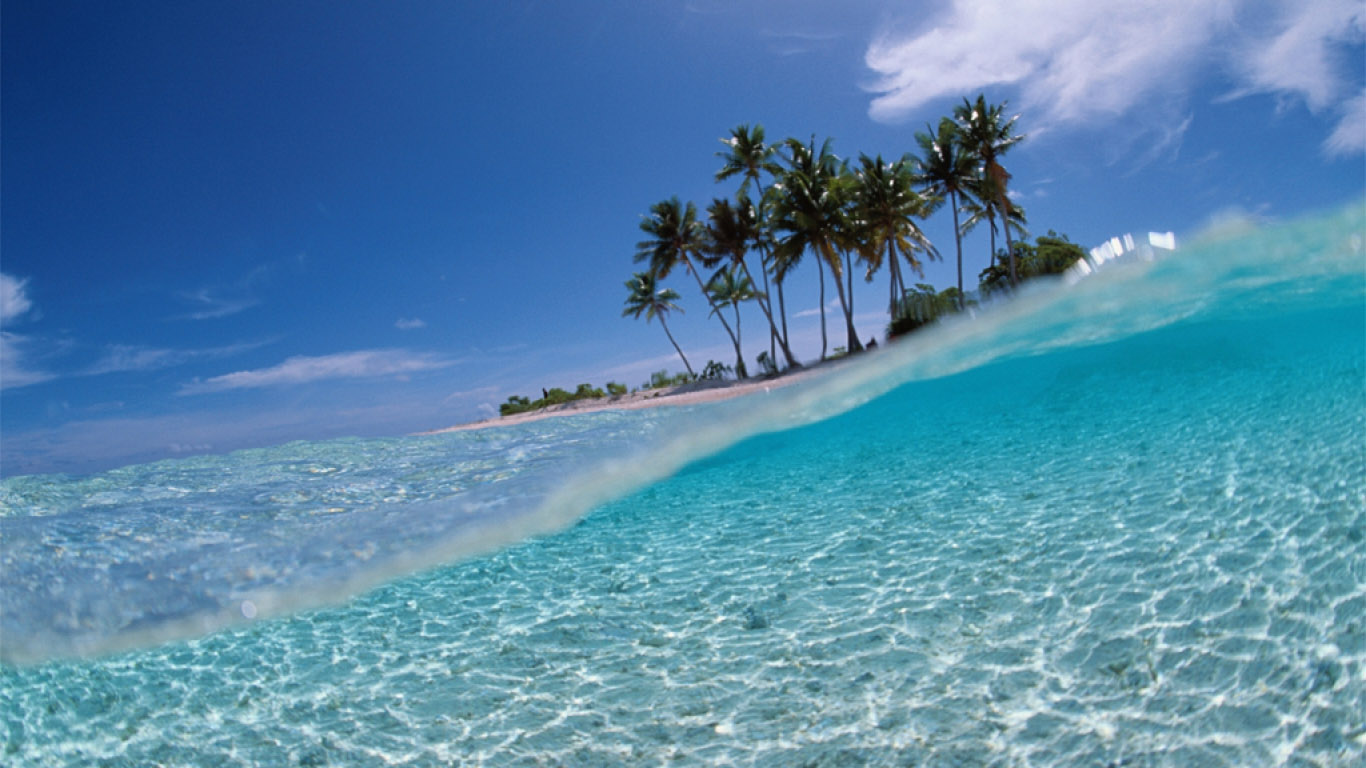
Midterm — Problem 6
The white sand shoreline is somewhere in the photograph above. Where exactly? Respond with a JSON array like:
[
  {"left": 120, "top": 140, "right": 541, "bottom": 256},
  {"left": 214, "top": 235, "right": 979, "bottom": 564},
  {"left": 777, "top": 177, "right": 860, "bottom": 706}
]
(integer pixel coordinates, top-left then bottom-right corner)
[{"left": 421, "top": 364, "right": 834, "bottom": 435}]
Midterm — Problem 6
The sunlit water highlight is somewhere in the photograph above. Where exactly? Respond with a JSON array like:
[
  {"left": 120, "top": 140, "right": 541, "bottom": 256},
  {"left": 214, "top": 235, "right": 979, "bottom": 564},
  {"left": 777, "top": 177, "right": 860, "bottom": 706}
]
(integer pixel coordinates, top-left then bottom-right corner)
[{"left": 2, "top": 203, "right": 1364, "bottom": 765}]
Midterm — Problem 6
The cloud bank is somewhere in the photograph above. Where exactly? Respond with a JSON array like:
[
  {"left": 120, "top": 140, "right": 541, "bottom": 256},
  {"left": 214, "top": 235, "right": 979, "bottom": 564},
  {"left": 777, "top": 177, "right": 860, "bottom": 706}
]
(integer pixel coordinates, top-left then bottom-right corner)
[
  {"left": 181, "top": 349, "right": 454, "bottom": 395},
  {"left": 865, "top": 0, "right": 1365, "bottom": 156}
]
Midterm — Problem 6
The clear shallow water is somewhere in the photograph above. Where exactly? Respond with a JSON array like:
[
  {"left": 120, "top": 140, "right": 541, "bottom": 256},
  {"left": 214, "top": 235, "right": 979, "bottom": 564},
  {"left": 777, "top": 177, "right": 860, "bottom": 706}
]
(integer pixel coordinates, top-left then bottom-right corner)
[{"left": 2, "top": 204, "right": 1364, "bottom": 765}]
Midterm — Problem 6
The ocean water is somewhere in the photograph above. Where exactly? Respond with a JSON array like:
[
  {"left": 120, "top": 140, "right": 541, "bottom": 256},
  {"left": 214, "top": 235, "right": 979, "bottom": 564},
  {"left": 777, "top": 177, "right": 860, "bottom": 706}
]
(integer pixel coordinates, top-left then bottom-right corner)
[{"left": 2, "top": 204, "right": 1364, "bottom": 766}]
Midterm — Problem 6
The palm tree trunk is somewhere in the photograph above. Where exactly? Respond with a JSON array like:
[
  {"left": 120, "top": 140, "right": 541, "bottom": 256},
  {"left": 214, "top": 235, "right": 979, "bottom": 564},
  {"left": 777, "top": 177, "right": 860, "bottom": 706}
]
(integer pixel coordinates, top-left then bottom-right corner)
[
  {"left": 659, "top": 315, "right": 694, "bottom": 377},
  {"left": 778, "top": 280, "right": 789, "bottom": 352},
  {"left": 992, "top": 163, "right": 1018, "bottom": 287},
  {"left": 826, "top": 246, "right": 863, "bottom": 353},
  {"left": 1004, "top": 212, "right": 1017, "bottom": 287},
  {"left": 816, "top": 256, "right": 828, "bottom": 360},
  {"left": 989, "top": 213, "right": 998, "bottom": 269},
  {"left": 885, "top": 239, "right": 898, "bottom": 319},
  {"left": 684, "top": 255, "right": 742, "bottom": 363},
  {"left": 761, "top": 252, "right": 775, "bottom": 363},
  {"left": 732, "top": 303, "right": 746, "bottom": 378},
  {"left": 950, "top": 189, "right": 965, "bottom": 310},
  {"left": 739, "top": 255, "right": 800, "bottom": 369}
]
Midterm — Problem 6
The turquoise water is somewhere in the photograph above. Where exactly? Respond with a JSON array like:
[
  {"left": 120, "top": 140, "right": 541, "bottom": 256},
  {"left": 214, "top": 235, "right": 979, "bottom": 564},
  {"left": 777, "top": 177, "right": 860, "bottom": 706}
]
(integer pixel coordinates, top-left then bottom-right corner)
[{"left": 2, "top": 204, "right": 1364, "bottom": 765}]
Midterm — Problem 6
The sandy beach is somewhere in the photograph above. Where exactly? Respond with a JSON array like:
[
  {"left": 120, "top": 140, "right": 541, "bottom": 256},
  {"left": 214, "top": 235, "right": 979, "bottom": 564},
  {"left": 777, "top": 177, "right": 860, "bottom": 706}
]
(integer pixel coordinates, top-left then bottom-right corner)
[{"left": 423, "top": 364, "right": 830, "bottom": 435}]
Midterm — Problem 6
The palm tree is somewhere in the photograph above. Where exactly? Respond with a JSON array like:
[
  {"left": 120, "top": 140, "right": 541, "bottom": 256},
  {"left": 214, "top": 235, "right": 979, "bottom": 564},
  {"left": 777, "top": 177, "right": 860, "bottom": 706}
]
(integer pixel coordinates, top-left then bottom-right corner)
[
  {"left": 716, "top": 124, "right": 787, "bottom": 362},
  {"left": 915, "top": 117, "right": 976, "bottom": 309},
  {"left": 850, "top": 153, "right": 939, "bottom": 319},
  {"left": 954, "top": 95, "right": 1025, "bottom": 286},
  {"left": 622, "top": 271, "right": 693, "bottom": 377},
  {"left": 635, "top": 197, "right": 744, "bottom": 372},
  {"left": 704, "top": 195, "right": 800, "bottom": 369},
  {"left": 771, "top": 137, "right": 862, "bottom": 357},
  {"left": 706, "top": 266, "right": 759, "bottom": 377},
  {"left": 962, "top": 173, "right": 1027, "bottom": 273},
  {"left": 716, "top": 124, "right": 783, "bottom": 197}
]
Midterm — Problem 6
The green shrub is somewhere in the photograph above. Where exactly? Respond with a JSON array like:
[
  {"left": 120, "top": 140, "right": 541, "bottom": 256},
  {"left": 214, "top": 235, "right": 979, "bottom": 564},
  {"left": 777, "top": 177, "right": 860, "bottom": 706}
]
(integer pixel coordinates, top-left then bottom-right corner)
[
  {"left": 499, "top": 395, "right": 534, "bottom": 416},
  {"left": 606, "top": 381, "right": 628, "bottom": 397},
  {"left": 573, "top": 383, "right": 605, "bottom": 399},
  {"left": 755, "top": 351, "right": 779, "bottom": 377},
  {"left": 700, "top": 360, "right": 732, "bottom": 381}
]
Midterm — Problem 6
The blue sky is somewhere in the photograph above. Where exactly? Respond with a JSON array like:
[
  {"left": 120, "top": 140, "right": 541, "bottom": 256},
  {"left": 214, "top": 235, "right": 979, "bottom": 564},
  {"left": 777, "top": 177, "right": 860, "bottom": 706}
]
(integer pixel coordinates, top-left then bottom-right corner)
[{"left": 2, "top": 0, "right": 1363, "bottom": 476}]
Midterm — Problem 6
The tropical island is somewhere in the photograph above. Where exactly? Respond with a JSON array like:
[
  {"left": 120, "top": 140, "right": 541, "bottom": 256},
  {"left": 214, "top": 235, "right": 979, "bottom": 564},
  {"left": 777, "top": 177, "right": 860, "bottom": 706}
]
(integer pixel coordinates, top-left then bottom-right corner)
[{"left": 479, "top": 95, "right": 1090, "bottom": 427}]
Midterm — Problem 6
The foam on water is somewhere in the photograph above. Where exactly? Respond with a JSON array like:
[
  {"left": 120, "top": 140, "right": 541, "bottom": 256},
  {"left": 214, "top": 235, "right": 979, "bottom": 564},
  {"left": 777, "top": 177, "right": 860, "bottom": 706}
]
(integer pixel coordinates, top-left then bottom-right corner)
[{"left": 1, "top": 202, "right": 1363, "bottom": 765}]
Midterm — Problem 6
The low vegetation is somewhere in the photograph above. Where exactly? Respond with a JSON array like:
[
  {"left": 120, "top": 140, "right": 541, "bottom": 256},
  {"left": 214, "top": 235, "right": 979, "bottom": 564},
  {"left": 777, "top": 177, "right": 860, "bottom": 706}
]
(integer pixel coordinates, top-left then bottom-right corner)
[{"left": 499, "top": 383, "right": 617, "bottom": 417}]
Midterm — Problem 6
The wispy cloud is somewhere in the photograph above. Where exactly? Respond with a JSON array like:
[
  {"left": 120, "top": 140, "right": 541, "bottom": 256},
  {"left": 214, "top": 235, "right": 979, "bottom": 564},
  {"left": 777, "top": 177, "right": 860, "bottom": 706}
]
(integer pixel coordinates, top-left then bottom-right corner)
[
  {"left": 1324, "top": 89, "right": 1366, "bottom": 157},
  {"left": 176, "top": 265, "right": 272, "bottom": 320},
  {"left": 395, "top": 317, "right": 426, "bottom": 330},
  {"left": 0, "top": 275, "right": 51, "bottom": 390},
  {"left": 85, "top": 340, "right": 268, "bottom": 376},
  {"left": 762, "top": 27, "right": 844, "bottom": 57},
  {"left": 1, "top": 273, "right": 34, "bottom": 325},
  {"left": 865, "top": 0, "right": 1365, "bottom": 156},
  {"left": 177, "top": 288, "right": 260, "bottom": 320},
  {"left": 0, "top": 332, "right": 55, "bottom": 390},
  {"left": 793, "top": 299, "right": 842, "bottom": 319},
  {"left": 180, "top": 349, "right": 455, "bottom": 395}
]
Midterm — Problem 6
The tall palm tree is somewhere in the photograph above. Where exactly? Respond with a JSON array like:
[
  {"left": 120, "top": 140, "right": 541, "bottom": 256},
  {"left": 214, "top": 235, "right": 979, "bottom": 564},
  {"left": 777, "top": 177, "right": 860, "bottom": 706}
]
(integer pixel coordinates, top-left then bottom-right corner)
[
  {"left": 704, "top": 195, "right": 800, "bottom": 369},
  {"left": 715, "top": 124, "right": 783, "bottom": 197},
  {"left": 706, "top": 266, "right": 760, "bottom": 377},
  {"left": 771, "top": 137, "right": 862, "bottom": 356},
  {"left": 850, "top": 153, "right": 939, "bottom": 319},
  {"left": 915, "top": 117, "right": 977, "bottom": 310},
  {"left": 622, "top": 271, "right": 693, "bottom": 377},
  {"left": 716, "top": 124, "right": 786, "bottom": 361},
  {"left": 954, "top": 94, "right": 1025, "bottom": 286},
  {"left": 635, "top": 197, "right": 744, "bottom": 372}
]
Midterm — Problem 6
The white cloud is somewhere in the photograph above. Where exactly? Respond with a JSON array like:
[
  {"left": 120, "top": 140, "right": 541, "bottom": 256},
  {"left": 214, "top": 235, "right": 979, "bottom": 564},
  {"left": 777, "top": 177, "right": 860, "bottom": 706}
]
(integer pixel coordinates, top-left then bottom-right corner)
[
  {"left": 1325, "top": 89, "right": 1366, "bottom": 157},
  {"left": 178, "top": 289, "right": 259, "bottom": 320},
  {"left": 85, "top": 341, "right": 266, "bottom": 376},
  {"left": 0, "top": 332, "right": 53, "bottom": 390},
  {"left": 1, "top": 273, "right": 34, "bottom": 325},
  {"left": 180, "top": 349, "right": 454, "bottom": 395},
  {"left": 1231, "top": 0, "right": 1364, "bottom": 111},
  {"left": 792, "top": 298, "right": 842, "bottom": 319},
  {"left": 395, "top": 317, "right": 426, "bottom": 330},
  {"left": 865, "top": 0, "right": 1366, "bottom": 155}
]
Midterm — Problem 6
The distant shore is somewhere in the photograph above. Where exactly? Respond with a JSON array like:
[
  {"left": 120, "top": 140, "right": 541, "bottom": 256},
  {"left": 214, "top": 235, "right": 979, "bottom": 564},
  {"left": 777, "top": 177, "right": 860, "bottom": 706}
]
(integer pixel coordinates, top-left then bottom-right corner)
[{"left": 422, "top": 363, "right": 832, "bottom": 435}]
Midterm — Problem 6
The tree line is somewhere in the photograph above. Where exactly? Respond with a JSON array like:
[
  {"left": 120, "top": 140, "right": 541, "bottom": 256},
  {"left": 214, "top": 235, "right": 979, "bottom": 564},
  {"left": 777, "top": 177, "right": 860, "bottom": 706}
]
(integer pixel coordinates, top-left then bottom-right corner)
[{"left": 624, "top": 94, "right": 1088, "bottom": 379}]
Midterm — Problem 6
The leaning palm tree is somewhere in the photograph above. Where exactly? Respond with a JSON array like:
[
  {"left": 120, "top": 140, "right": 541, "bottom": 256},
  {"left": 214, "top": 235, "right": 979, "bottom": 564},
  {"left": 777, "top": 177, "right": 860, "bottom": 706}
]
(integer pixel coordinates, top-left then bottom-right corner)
[
  {"left": 622, "top": 271, "right": 693, "bottom": 377},
  {"left": 706, "top": 266, "right": 760, "bottom": 377},
  {"left": 771, "top": 137, "right": 862, "bottom": 357},
  {"left": 850, "top": 152, "right": 940, "bottom": 319},
  {"left": 915, "top": 117, "right": 977, "bottom": 309},
  {"left": 704, "top": 195, "right": 800, "bottom": 369},
  {"left": 716, "top": 124, "right": 787, "bottom": 361},
  {"left": 962, "top": 173, "right": 1027, "bottom": 273},
  {"left": 635, "top": 197, "right": 743, "bottom": 370},
  {"left": 954, "top": 94, "right": 1025, "bottom": 286}
]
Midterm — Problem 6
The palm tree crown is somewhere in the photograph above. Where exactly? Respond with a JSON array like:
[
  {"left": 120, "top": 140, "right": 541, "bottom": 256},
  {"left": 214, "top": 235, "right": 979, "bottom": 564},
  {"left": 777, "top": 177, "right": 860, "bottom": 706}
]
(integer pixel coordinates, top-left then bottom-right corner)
[
  {"left": 622, "top": 271, "right": 694, "bottom": 377},
  {"left": 850, "top": 153, "right": 939, "bottom": 317},
  {"left": 634, "top": 197, "right": 706, "bottom": 280},
  {"left": 636, "top": 196, "right": 747, "bottom": 377},
  {"left": 915, "top": 117, "right": 976, "bottom": 308},
  {"left": 716, "top": 124, "right": 783, "bottom": 197},
  {"left": 954, "top": 94, "right": 1025, "bottom": 285},
  {"left": 771, "top": 137, "right": 863, "bottom": 355}
]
